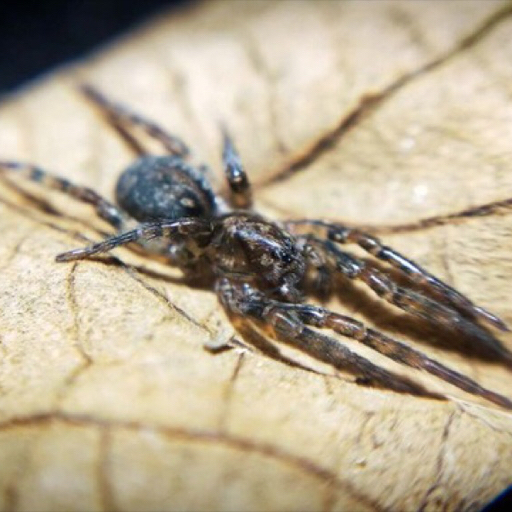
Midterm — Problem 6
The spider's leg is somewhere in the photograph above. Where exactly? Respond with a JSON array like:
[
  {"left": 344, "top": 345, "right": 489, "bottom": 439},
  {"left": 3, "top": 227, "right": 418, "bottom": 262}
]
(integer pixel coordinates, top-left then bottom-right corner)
[
  {"left": 284, "top": 302, "right": 512, "bottom": 409},
  {"left": 303, "top": 235, "right": 511, "bottom": 362},
  {"left": 0, "top": 160, "right": 126, "bottom": 230},
  {"left": 56, "top": 218, "right": 212, "bottom": 262},
  {"left": 107, "top": 117, "right": 148, "bottom": 157},
  {"left": 286, "top": 220, "right": 508, "bottom": 331},
  {"left": 216, "top": 278, "right": 443, "bottom": 399},
  {"left": 80, "top": 84, "right": 190, "bottom": 157},
  {"left": 221, "top": 127, "right": 252, "bottom": 209}
]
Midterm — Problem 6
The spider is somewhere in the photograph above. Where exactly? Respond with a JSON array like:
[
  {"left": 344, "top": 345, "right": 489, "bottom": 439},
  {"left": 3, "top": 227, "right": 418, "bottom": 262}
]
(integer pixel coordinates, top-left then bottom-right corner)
[{"left": 1, "top": 85, "right": 511, "bottom": 409}]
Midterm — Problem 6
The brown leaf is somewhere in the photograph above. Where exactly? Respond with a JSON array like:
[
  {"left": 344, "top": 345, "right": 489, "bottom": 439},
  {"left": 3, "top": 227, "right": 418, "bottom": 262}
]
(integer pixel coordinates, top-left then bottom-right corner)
[{"left": 2, "top": 1, "right": 512, "bottom": 511}]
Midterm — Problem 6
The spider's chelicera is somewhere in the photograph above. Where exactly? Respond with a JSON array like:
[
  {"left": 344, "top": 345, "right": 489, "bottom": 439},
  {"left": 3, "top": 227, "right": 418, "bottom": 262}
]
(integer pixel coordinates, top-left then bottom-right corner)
[{"left": 2, "top": 85, "right": 511, "bottom": 409}]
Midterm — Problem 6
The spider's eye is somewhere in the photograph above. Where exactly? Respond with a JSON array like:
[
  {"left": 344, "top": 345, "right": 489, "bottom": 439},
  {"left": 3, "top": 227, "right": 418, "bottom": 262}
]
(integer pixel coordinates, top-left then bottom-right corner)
[
  {"left": 280, "top": 252, "right": 293, "bottom": 265},
  {"left": 269, "top": 249, "right": 291, "bottom": 265}
]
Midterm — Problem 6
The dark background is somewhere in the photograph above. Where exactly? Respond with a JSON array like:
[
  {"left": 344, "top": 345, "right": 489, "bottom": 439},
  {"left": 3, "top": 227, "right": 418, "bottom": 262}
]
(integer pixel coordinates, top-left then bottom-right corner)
[
  {"left": 0, "top": 0, "right": 189, "bottom": 94},
  {"left": 1, "top": 1, "right": 512, "bottom": 510}
]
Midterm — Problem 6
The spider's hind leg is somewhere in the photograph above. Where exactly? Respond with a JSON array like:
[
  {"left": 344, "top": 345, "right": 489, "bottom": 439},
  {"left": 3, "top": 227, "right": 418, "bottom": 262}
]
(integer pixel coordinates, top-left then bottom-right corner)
[
  {"left": 0, "top": 160, "right": 126, "bottom": 230},
  {"left": 80, "top": 84, "right": 190, "bottom": 158}
]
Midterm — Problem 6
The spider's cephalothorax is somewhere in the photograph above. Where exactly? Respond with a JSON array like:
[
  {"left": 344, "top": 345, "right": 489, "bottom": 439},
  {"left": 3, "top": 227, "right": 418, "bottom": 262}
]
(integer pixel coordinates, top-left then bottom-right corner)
[
  {"left": 209, "top": 213, "right": 307, "bottom": 302},
  {"left": 2, "top": 84, "right": 512, "bottom": 410}
]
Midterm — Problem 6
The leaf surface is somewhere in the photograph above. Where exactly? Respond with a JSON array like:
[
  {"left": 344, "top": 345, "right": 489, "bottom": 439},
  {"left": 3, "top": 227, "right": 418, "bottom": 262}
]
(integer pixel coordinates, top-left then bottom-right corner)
[{"left": 1, "top": 2, "right": 512, "bottom": 511}]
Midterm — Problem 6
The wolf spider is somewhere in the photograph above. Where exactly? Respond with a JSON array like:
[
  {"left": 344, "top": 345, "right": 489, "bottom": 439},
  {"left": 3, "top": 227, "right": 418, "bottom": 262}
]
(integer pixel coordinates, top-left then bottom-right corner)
[{"left": 1, "top": 85, "right": 511, "bottom": 409}]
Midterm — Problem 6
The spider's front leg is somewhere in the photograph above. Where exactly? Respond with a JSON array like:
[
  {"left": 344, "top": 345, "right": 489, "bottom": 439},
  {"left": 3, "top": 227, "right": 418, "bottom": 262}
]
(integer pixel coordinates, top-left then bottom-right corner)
[
  {"left": 286, "top": 220, "right": 509, "bottom": 332},
  {"left": 301, "top": 235, "right": 512, "bottom": 364},
  {"left": 56, "top": 218, "right": 213, "bottom": 262},
  {"left": 286, "top": 302, "right": 512, "bottom": 409},
  {"left": 0, "top": 160, "right": 126, "bottom": 230},
  {"left": 217, "top": 278, "right": 512, "bottom": 409},
  {"left": 216, "top": 278, "right": 442, "bottom": 399}
]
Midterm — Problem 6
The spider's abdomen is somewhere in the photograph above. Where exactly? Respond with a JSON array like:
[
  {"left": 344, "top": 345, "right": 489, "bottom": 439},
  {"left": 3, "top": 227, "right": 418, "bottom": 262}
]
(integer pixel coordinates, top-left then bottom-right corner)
[{"left": 116, "top": 156, "right": 217, "bottom": 222}]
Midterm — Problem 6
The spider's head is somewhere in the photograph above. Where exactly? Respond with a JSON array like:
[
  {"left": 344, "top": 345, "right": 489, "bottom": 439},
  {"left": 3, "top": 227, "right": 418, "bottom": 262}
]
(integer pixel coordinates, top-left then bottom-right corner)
[
  {"left": 252, "top": 236, "right": 305, "bottom": 302},
  {"left": 216, "top": 214, "right": 306, "bottom": 302}
]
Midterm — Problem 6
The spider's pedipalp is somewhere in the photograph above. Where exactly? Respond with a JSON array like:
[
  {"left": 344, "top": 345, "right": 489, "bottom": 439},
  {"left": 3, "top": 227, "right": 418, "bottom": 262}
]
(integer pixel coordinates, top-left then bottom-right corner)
[
  {"left": 286, "top": 219, "right": 509, "bottom": 332},
  {"left": 56, "top": 218, "right": 212, "bottom": 262},
  {"left": 80, "top": 84, "right": 190, "bottom": 157},
  {"left": 296, "top": 236, "right": 334, "bottom": 299},
  {"left": 0, "top": 160, "right": 126, "bottom": 230}
]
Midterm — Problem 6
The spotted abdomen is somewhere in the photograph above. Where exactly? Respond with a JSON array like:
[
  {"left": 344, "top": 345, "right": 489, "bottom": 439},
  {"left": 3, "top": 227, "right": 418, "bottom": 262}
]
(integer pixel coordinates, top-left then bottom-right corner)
[{"left": 116, "top": 155, "right": 217, "bottom": 222}]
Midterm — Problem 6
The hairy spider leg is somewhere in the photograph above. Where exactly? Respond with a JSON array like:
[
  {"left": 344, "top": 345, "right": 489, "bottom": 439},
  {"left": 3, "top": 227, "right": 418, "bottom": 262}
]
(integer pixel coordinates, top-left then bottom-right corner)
[
  {"left": 316, "top": 237, "right": 511, "bottom": 362},
  {"left": 55, "top": 218, "right": 212, "bottom": 262},
  {"left": 284, "top": 300, "right": 512, "bottom": 409},
  {"left": 218, "top": 278, "right": 512, "bottom": 408},
  {"left": 217, "top": 314, "right": 324, "bottom": 374},
  {"left": 0, "top": 160, "right": 126, "bottom": 230},
  {"left": 107, "top": 117, "right": 149, "bottom": 157},
  {"left": 80, "top": 84, "right": 190, "bottom": 158},
  {"left": 221, "top": 127, "right": 252, "bottom": 209},
  {"left": 217, "top": 278, "right": 443, "bottom": 399},
  {"left": 286, "top": 220, "right": 508, "bottom": 332}
]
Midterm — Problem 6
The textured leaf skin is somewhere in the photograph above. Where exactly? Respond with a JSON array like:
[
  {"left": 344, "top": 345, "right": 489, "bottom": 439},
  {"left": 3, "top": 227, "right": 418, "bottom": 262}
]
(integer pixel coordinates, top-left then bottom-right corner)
[{"left": 1, "top": 2, "right": 512, "bottom": 511}]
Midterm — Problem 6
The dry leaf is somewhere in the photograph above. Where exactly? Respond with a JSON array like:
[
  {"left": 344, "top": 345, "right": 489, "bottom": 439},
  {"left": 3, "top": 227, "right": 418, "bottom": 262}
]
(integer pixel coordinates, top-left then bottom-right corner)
[{"left": 2, "top": 1, "right": 512, "bottom": 511}]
